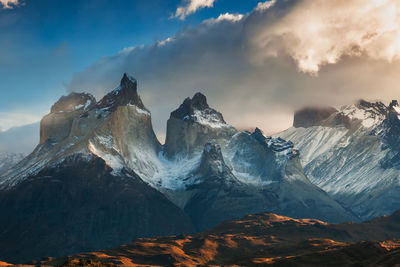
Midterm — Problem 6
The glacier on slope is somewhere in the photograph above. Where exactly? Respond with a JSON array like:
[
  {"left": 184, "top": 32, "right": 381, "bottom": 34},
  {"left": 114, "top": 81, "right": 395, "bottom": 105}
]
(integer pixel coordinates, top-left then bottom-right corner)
[{"left": 277, "top": 100, "right": 400, "bottom": 220}]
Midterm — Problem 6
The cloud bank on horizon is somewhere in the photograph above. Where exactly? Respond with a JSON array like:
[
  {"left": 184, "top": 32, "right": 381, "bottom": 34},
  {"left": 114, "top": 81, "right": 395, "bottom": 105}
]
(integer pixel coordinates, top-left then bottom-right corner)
[{"left": 67, "top": 0, "right": 400, "bottom": 137}]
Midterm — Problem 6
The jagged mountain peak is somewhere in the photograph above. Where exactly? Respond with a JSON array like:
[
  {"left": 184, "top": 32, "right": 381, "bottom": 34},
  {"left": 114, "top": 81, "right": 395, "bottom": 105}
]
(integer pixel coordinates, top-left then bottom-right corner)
[
  {"left": 340, "top": 100, "right": 387, "bottom": 129},
  {"left": 250, "top": 127, "right": 267, "bottom": 142},
  {"left": 121, "top": 72, "right": 137, "bottom": 87},
  {"left": 389, "top": 99, "right": 399, "bottom": 109},
  {"left": 249, "top": 128, "right": 297, "bottom": 156},
  {"left": 169, "top": 92, "right": 231, "bottom": 129},
  {"left": 191, "top": 92, "right": 209, "bottom": 110},
  {"left": 96, "top": 73, "right": 146, "bottom": 111},
  {"left": 387, "top": 100, "right": 400, "bottom": 120},
  {"left": 356, "top": 99, "right": 387, "bottom": 113},
  {"left": 198, "top": 141, "right": 226, "bottom": 176},
  {"left": 50, "top": 92, "right": 96, "bottom": 113},
  {"left": 170, "top": 92, "right": 223, "bottom": 122}
]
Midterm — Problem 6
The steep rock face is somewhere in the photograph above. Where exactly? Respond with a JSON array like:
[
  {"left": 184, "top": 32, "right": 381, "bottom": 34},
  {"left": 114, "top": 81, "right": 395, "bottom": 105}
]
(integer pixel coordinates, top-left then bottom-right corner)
[
  {"left": 40, "top": 93, "right": 96, "bottom": 144},
  {"left": 1, "top": 73, "right": 161, "bottom": 188},
  {"left": 164, "top": 93, "right": 237, "bottom": 158},
  {"left": 294, "top": 107, "right": 338, "bottom": 128},
  {"left": 278, "top": 100, "right": 400, "bottom": 220},
  {"left": 0, "top": 155, "right": 193, "bottom": 264}
]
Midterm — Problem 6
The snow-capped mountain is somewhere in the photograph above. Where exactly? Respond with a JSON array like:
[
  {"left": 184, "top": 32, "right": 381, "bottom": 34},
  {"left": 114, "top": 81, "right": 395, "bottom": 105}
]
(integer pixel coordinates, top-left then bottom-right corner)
[
  {"left": 278, "top": 100, "right": 400, "bottom": 220},
  {"left": 0, "top": 73, "right": 356, "bottom": 263},
  {"left": 164, "top": 92, "right": 237, "bottom": 159},
  {"left": 158, "top": 94, "right": 356, "bottom": 230}
]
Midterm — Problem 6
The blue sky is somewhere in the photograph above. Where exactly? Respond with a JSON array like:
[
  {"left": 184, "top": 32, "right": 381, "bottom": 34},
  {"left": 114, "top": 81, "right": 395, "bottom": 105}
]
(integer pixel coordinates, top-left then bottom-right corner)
[{"left": 0, "top": 0, "right": 263, "bottom": 129}]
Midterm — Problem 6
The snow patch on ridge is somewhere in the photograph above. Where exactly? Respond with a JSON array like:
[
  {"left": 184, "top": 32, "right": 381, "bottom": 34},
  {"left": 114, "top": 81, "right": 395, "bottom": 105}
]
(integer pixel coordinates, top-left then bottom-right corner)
[
  {"left": 278, "top": 126, "right": 349, "bottom": 165},
  {"left": 153, "top": 152, "right": 202, "bottom": 190},
  {"left": 192, "top": 110, "right": 228, "bottom": 128},
  {"left": 88, "top": 141, "right": 124, "bottom": 171},
  {"left": 341, "top": 104, "right": 385, "bottom": 129}
]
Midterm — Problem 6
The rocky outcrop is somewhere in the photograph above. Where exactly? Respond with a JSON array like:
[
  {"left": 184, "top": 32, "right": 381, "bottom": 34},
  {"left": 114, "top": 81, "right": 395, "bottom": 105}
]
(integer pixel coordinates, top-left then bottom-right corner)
[
  {"left": 293, "top": 107, "right": 338, "bottom": 128},
  {"left": 40, "top": 93, "right": 96, "bottom": 144},
  {"left": 164, "top": 93, "right": 237, "bottom": 158}
]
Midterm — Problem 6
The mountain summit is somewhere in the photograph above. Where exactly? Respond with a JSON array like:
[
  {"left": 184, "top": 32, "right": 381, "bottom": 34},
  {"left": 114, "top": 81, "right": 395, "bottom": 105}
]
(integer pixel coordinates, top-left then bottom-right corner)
[
  {"left": 165, "top": 92, "right": 237, "bottom": 158},
  {"left": 96, "top": 73, "right": 145, "bottom": 111}
]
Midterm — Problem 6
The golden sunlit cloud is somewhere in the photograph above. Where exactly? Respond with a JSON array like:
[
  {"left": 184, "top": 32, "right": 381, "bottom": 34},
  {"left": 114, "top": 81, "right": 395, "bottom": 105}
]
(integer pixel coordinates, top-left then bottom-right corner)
[{"left": 249, "top": 0, "right": 400, "bottom": 73}]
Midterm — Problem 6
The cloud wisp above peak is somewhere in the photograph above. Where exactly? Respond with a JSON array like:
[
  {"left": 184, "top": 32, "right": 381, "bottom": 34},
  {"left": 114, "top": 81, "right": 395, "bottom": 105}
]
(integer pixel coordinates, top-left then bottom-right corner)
[
  {"left": 173, "top": 0, "right": 216, "bottom": 20},
  {"left": 0, "top": 0, "right": 20, "bottom": 9}
]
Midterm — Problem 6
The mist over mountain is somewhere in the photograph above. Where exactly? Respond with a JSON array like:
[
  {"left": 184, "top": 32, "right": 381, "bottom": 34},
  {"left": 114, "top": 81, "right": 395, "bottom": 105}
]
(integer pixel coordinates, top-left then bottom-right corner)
[{"left": 0, "top": 122, "right": 39, "bottom": 154}]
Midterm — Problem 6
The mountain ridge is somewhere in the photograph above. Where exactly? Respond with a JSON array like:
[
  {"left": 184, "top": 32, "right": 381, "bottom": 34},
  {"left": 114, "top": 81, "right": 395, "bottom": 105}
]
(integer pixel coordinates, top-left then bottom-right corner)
[{"left": 277, "top": 99, "right": 400, "bottom": 221}]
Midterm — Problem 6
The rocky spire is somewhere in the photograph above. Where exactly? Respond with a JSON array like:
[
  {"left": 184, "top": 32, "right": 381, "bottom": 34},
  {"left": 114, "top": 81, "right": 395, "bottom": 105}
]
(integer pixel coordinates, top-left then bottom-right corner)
[
  {"left": 170, "top": 92, "right": 225, "bottom": 123},
  {"left": 251, "top": 127, "right": 267, "bottom": 143},
  {"left": 96, "top": 73, "right": 146, "bottom": 111},
  {"left": 198, "top": 141, "right": 225, "bottom": 176}
]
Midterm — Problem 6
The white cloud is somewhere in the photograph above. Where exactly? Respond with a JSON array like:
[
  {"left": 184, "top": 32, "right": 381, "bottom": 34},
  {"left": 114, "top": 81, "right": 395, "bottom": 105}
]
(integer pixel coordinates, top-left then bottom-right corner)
[
  {"left": 173, "top": 0, "right": 216, "bottom": 20},
  {"left": 248, "top": 0, "right": 400, "bottom": 73},
  {"left": 0, "top": 112, "right": 41, "bottom": 132},
  {"left": 203, "top": 13, "right": 244, "bottom": 24},
  {"left": 255, "top": 0, "right": 276, "bottom": 12},
  {"left": 0, "top": 0, "right": 20, "bottom": 9}
]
